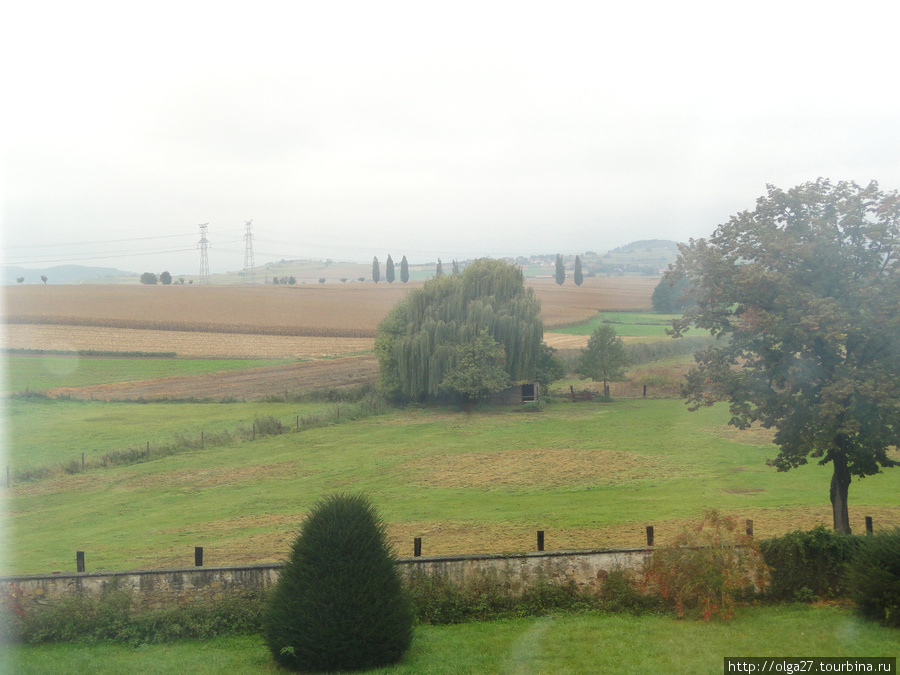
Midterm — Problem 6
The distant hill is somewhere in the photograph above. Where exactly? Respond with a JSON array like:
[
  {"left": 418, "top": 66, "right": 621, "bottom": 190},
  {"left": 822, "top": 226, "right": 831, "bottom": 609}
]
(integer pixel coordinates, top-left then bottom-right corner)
[{"left": 2, "top": 265, "right": 137, "bottom": 285}]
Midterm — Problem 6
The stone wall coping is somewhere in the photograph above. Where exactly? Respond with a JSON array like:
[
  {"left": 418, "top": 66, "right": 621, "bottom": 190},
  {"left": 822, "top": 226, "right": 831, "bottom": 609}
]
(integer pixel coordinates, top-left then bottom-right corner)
[{"left": 0, "top": 546, "right": 650, "bottom": 583}]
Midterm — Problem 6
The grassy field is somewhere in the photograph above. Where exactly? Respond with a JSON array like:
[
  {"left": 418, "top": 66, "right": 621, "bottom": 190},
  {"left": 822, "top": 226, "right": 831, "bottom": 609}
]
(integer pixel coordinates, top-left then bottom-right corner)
[
  {"left": 4, "top": 605, "right": 896, "bottom": 674},
  {"left": 554, "top": 312, "right": 680, "bottom": 338},
  {"left": 4, "top": 397, "right": 898, "bottom": 574}
]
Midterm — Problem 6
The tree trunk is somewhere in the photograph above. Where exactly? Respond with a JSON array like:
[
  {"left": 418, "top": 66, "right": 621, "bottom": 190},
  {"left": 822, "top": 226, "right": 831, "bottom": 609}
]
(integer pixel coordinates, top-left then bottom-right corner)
[{"left": 830, "top": 451, "right": 852, "bottom": 533}]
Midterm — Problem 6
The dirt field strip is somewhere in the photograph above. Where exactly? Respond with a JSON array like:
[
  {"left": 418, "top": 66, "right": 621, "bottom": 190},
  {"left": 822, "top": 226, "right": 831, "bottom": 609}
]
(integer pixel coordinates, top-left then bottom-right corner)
[{"left": 0, "top": 324, "right": 374, "bottom": 359}]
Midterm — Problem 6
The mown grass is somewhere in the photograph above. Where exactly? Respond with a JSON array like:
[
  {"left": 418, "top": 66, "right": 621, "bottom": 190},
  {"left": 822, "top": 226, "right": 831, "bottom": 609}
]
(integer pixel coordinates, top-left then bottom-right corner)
[
  {"left": 554, "top": 312, "right": 679, "bottom": 337},
  {"left": 4, "top": 399, "right": 898, "bottom": 574},
  {"left": 3, "top": 605, "right": 896, "bottom": 674},
  {"left": 4, "top": 355, "right": 291, "bottom": 393}
]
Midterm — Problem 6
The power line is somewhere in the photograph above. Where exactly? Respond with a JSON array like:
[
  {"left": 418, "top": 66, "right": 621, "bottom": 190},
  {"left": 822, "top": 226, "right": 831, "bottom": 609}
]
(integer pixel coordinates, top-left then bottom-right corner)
[{"left": 2, "top": 245, "right": 201, "bottom": 266}]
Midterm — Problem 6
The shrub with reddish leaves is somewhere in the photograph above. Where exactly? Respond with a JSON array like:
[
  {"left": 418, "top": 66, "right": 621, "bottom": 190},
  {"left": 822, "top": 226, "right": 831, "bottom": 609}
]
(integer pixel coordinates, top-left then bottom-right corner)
[{"left": 643, "top": 510, "right": 769, "bottom": 620}]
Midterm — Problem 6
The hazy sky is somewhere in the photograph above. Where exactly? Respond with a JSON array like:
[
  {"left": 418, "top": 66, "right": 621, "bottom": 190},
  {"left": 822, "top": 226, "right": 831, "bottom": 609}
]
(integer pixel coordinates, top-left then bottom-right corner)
[{"left": 3, "top": 1, "right": 899, "bottom": 275}]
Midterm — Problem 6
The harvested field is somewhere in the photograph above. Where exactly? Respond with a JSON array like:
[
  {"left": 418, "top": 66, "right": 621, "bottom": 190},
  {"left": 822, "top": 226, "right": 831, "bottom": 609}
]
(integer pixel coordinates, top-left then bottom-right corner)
[
  {"left": 529, "top": 276, "right": 657, "bottom": 328},
  {"left": 0, "top": 324, "right": 373, "bottom": 359},
  {"left": 44, "top": 354, "right": 379, "bottom": 401},
  {"left": 2, "top": 276, "right": 656, "bottom": 340}
]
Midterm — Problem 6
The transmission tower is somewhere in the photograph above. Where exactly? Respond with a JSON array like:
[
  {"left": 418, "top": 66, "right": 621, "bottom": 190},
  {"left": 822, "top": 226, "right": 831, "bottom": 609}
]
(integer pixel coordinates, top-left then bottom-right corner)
[
  {"left": 243, "top": 220, "right": 255, "bottom": 284},
  {"left": 197, "top": 223, "right": 210, "bottom": 284}
]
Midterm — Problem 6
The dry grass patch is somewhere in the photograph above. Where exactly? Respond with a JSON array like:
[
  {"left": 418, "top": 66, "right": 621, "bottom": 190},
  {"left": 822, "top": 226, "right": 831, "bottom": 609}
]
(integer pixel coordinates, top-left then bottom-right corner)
[
  {"left": 402, "top": 448, "right": 674, "bottom": 490},
  {"left": 705, "top": 423, "right": 776, "bottom": 446},
  {"left": 117, "top": 462, "right": 314, "bottom": 491}
]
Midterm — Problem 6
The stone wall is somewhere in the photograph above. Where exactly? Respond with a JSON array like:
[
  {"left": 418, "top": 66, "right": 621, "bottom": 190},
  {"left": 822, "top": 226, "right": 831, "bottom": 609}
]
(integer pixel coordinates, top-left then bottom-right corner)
[{"left": 1, "top": 548, "right": 649, "bottom": 612}]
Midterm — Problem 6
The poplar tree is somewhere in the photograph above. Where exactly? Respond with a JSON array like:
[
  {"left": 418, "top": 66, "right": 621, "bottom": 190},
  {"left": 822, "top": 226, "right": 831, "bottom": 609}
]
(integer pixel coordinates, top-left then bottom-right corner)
[
  {"left": 555, "top": 254, "right": 566, "bottom": 285},
  {"left": 385, "top": 255, "right": 395, "bottom": 283},
  {"left": 435, "top": 258, "right": 443, "bottom": 276},
  {"left": 574, "top": 255, "right": 583, "bottom": 286},
  {"left": 400, "top": 255, "right": 409, "bottom": 283},
  {"left": 372, "top": 256, "right": 381, "bottom": 284}
]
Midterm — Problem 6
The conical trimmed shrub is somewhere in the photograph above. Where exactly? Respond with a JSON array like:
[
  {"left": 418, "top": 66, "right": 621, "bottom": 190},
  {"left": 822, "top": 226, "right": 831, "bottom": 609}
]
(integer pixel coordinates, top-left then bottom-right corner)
[{"left": 262, "top": 493, "right": 413, "bottom": 672}]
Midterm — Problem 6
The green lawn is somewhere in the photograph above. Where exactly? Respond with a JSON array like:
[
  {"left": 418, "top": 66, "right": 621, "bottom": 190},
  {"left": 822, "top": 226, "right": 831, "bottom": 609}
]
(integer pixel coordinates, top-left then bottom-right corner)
[
  {"left": 553, "top": 312, "right": 679, "bottom": 338},
  {"left": 4, "top": 399, "right": 898, "bottom": 574},
  {"left": 3, "top": 606, "right": 896, "bottom": 674},
  {"left": 3, "top": 355, "right": 291, "bottom": 393}
]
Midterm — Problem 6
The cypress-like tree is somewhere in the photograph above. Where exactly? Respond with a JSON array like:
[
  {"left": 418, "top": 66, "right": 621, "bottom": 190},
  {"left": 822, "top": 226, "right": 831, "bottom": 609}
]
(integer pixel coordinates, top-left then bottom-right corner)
[
  {"left": 452, "top": 259, "right": 460, "bottom": 275},
  {"left": 386, "top": 254, "right": 395, "bottom": 283},
  {"left": 262, "top": 493, "right": 413, "bottom": 672},
  {"left": 400, "top": 255, "right": 409, "bottom": 283},
  {"left": 372, "top": 256, "right": 381, "bottom": 284},
  {"left": 375, "top": 258, "right": 543, "bottom": 401},
  {"left": 555, "top": 254, "right": 566, "bottom": 285},
  {"left": 435, "top": 258, "right": 443, "bottom": 276},
  {"left": 574, "top": 255, "right": 583, "bottom": 286}
]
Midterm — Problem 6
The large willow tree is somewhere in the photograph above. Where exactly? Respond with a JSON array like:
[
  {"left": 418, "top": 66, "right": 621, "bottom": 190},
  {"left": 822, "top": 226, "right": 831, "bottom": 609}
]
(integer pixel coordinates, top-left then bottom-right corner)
[{"left": 375, "top": 258, "right": 543, "bottom": 401}]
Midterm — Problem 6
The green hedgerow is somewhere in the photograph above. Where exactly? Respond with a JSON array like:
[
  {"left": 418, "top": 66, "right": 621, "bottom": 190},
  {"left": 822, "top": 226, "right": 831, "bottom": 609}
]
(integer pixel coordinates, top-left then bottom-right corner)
[
  {"left": 759, "top": 525, "right": 860, "bottom": 601},
  {"left": 262, "top": 493, "right": 413, "bottom": 672},
  {"left": 847, "top": 527, "right": 900, "bottom": 628}
]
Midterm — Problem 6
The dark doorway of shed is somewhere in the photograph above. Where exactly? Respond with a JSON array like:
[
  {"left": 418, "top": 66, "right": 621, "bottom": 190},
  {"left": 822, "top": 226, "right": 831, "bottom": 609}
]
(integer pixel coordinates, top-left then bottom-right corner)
[{"left": 521, "top": 382, "right": 536, "bottom": 403}]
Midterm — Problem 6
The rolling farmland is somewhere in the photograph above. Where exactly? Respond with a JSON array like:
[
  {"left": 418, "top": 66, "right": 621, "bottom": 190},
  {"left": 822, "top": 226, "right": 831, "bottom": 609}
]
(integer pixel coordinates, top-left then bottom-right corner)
[{"left": 2, "top": 277, "right": 655, "bottom": 398}]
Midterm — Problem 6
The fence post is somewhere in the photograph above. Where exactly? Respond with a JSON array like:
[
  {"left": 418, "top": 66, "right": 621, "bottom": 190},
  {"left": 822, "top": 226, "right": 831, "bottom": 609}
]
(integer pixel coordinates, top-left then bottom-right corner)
[
  {"left": 76, "top": 551, "right": 85, "bottom": 573},
  {"left": 201, "top": 431, "right": 204, "bottom": 448},
  {"left": 745, "top": 519, "right": 754, "bottom": 537},
  {"left": 865, "top": 516, "right": 873, "bottom": 535},
  {"left": 82, "top": 452, "right": 85, "bottom": 470},
  {"left": 537, "top": 530, "right": 545, "bottom": 552},
  {"left": 413, "top": 538, "right": 422, "bottom": 557},
  {"left": 643, "top": 384, "right": 647, "bottom": 397},
  {"left": 146, "top": 441, "right": 150, "bottom": 459},
  {"left": 195, "top": 546, "right": 204, "bottom": 566},
  {"left": 646, "top": 525, "right": 654, "bottom": 547},
  {"left": 296, "top": 415, "right": 299, "bottom": 430}
]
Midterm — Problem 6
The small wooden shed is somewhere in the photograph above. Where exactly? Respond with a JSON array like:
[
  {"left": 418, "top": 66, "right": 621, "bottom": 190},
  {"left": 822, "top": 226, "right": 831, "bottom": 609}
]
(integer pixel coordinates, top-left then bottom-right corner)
[{"left": 491, "top": 381, "right": 540, "bottom": 405}]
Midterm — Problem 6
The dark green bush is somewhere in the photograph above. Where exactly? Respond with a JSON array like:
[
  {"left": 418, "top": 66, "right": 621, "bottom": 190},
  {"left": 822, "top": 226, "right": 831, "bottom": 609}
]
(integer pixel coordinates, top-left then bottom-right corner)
[
  {"left": 847, "top": 527, "right": 900, "bottom": 628},
  {"left": 759, "top": 525, "right": 861, "bottom": 600},
  {"left": 262, "top": 493, "right": 413, "bottom": 672}
]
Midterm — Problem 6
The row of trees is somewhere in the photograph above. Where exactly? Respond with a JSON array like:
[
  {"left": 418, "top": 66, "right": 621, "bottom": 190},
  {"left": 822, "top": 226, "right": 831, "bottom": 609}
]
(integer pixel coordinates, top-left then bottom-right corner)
[
  {"left": 371, "top": 256, "right": 463, "bottom": 283},
  {"left": 139, "top": 271, "right": 187, "bottom": 285},
  {"left": 554, "top": 254, "right": 584, "bottom": 286}
]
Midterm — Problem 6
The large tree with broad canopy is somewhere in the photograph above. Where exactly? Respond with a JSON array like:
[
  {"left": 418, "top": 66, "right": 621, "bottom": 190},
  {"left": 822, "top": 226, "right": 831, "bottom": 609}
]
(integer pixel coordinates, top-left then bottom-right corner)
[{"left": 666, "top": 179, "right": 900, "bottom": 533}]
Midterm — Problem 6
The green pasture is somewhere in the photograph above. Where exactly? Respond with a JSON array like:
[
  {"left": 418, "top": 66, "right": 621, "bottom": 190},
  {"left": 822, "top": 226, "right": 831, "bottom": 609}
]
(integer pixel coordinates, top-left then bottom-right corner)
[
  {"left": 3, "top": 398, "right": 898, "bottom": 575},
  {"left": 553, "top": 312, "right": 679, "bottom": 338},
  {"left": 4, "top": 605, "right": 896, "bottom": 674},
  {"left": 5, "top": 397, "right": 341, "bottom": 469},
  {"left": 3, "top": 355, "right": 291, "bottom": 393}
]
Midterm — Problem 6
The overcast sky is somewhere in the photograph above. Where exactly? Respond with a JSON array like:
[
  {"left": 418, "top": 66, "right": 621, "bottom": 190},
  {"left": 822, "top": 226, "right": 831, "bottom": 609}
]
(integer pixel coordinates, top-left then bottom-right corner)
[{"left": 2, "top": 1, "right": 899, "bottom": 276}]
